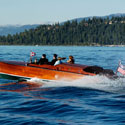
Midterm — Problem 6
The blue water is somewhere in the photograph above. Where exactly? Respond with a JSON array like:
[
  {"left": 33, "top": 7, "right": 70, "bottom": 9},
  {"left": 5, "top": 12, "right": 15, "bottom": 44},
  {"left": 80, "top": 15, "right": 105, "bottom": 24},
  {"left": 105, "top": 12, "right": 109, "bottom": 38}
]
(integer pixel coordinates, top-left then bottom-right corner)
[{"left": 0, "top": 46, "right": 125, "bottom": 125}]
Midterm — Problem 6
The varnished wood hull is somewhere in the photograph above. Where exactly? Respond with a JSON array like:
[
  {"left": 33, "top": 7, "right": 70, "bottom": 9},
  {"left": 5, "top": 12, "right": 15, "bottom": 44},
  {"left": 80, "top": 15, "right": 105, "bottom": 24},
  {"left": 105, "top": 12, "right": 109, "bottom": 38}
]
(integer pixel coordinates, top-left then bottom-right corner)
[{"left": 0, "top": 61, "right": 93, "bottom": 81}]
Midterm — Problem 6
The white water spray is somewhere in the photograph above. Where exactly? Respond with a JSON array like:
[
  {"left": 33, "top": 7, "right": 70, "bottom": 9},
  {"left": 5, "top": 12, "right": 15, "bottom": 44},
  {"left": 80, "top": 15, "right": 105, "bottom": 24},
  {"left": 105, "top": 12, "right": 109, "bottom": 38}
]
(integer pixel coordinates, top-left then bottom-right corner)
[{"left": 28, "top": 75, "right": 125, "bottom": 93}]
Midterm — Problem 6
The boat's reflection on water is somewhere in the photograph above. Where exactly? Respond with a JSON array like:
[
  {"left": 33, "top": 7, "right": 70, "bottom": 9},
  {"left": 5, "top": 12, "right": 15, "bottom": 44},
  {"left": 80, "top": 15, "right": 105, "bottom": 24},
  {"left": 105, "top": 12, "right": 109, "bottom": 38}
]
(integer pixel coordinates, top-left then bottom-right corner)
[
  {"left": 0, "top": 81, "right": 42, "bottom": 92},
  {"left": 0, "top": 81, "right": 51, "bottom": 99},
  {"left": 0, "top": 81, "right": 75, "bottom": 102}
]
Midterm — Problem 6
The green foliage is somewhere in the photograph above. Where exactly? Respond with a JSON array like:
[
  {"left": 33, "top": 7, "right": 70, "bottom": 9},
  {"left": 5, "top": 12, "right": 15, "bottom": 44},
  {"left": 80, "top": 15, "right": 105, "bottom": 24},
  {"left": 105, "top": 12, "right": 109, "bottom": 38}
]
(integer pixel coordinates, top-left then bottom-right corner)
[{"left": 0, "top": 17, "right": 125, "bottom": 45}]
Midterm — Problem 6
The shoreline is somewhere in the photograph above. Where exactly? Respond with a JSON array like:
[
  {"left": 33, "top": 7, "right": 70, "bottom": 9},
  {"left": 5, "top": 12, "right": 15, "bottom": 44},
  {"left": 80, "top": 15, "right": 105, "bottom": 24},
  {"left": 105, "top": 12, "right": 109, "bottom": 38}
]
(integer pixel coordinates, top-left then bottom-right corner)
[{"left": 0, "top": 44, "right": 125, "bottom": 47}]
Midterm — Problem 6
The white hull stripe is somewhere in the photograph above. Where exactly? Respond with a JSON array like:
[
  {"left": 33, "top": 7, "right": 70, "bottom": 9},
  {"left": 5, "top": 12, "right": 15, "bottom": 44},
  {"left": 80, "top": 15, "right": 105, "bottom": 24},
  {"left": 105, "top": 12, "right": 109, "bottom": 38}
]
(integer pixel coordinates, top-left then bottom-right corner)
[{"left": 0, "top": 72, "right": 53, "bottom": 82}]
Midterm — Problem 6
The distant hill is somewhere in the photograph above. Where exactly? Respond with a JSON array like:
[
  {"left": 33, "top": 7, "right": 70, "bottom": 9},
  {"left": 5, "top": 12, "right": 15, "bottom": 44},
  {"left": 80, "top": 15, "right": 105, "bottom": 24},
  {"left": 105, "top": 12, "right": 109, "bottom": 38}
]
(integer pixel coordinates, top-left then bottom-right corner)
[
  {"left": 0, "top": 15, "right": 124, "bottom": 46},
  {"left": 61, "top": 13, "right": 125, "bottom": 24},
  {"left": 0, "top": 24, "right": 39, "bottom": 36},
  {"left": 0, "top": 13, "right": 125, "bottom": 36}
]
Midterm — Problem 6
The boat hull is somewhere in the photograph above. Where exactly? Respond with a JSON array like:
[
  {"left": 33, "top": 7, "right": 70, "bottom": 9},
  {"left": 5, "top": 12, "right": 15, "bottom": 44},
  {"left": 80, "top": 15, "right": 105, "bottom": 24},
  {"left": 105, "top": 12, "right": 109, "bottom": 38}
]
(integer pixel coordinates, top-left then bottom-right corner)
[{"left": 0, "top": 61, "right": 86, "bottom": 81}]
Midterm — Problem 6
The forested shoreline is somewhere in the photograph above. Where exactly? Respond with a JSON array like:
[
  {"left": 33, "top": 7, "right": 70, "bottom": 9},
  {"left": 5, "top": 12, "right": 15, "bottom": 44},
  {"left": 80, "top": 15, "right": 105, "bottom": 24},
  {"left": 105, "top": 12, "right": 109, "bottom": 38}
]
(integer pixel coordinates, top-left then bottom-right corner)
[{"left": 0, "top": 17, "right": 125, "bottom": 45}]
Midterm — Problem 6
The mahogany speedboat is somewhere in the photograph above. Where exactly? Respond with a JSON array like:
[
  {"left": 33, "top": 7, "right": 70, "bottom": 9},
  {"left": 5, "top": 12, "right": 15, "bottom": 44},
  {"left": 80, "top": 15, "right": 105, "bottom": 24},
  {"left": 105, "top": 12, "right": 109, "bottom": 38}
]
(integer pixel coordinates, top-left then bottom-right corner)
[{"left": 0, "top": 61, "right": 115, "bottom": 81}]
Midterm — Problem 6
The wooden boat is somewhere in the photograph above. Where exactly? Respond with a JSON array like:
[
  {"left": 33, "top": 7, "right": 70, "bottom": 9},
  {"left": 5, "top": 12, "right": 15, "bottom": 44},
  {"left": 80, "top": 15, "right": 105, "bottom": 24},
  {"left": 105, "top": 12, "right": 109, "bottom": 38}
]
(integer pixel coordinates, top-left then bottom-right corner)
[{"left": 0, "top": 61, "right": 115, "bottom": 81}]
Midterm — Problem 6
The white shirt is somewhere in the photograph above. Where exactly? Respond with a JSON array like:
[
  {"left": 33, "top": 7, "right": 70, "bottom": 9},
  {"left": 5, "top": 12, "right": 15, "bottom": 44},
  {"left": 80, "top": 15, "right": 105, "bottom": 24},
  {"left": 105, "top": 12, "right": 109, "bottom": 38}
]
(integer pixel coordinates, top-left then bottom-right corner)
[{"left": 54, "top": 60, "right": 62, "bottom": 66}]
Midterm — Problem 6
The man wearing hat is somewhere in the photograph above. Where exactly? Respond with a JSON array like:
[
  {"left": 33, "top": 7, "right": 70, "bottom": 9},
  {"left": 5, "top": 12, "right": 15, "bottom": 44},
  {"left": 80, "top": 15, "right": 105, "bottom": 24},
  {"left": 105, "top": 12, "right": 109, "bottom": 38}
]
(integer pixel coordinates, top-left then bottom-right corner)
[
  {"left": 38, "top": 54, "right": 48, "bottom": 65},
  {"left": 50, "top": 54, "right": 58, "bottom": 65}
]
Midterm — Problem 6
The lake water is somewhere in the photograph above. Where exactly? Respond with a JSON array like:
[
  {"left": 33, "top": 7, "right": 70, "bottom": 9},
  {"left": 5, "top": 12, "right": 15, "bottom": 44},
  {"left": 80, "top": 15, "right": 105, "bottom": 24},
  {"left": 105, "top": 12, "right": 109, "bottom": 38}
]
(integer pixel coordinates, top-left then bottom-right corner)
[{"left": 0, "top": 46, "right": 125, "bottom": 125}]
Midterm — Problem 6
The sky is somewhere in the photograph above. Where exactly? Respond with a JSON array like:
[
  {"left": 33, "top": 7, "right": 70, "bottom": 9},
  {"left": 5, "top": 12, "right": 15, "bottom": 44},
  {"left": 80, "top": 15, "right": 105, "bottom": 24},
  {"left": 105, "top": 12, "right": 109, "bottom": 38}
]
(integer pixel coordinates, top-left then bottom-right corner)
[{"left": 0, "top": 0, "right": 125, "bottom": 25}]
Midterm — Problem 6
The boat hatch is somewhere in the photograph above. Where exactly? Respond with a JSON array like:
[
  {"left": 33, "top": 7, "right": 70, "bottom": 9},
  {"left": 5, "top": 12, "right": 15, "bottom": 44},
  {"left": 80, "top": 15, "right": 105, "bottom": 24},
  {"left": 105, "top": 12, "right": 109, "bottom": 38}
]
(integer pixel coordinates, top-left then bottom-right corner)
[{"left": 83, "top": 66, "right": 104, "bottom": 74}]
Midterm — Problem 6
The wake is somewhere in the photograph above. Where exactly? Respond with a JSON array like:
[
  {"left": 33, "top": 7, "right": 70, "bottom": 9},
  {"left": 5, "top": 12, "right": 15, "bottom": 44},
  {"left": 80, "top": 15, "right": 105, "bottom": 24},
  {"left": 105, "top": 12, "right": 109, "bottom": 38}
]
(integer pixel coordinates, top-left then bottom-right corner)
[{"left": 28, "top": 75, "right": 125, "bottom": 94}]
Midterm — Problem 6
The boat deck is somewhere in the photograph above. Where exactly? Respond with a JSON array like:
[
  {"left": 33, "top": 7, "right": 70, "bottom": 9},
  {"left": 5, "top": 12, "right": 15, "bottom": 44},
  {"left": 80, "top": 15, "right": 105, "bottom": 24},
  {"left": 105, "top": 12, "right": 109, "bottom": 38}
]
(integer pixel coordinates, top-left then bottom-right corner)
[{"left": 1, "top": 61, "right": 27, "bottom": 66}]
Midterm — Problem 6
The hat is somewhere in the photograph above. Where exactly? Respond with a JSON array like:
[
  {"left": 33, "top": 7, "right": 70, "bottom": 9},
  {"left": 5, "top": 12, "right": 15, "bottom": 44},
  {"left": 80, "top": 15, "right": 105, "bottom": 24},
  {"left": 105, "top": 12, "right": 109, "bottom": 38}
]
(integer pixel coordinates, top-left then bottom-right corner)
[
  {"left": 58, "top": 57, "right": 62, "bottom": 60},
  {"left": 42, "top": 54, "right": 46, "bottom": 57},
  {"left": 53, "top": 54, "right": 57, "bottom": 57}
]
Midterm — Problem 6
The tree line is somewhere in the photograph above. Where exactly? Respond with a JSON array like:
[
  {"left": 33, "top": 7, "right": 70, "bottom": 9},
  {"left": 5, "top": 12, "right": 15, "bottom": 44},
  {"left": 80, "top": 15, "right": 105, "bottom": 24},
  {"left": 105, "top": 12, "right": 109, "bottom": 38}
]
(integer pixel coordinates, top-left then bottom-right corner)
[{"left": 0, "top": 17, "right": 125, "bottom": 45}]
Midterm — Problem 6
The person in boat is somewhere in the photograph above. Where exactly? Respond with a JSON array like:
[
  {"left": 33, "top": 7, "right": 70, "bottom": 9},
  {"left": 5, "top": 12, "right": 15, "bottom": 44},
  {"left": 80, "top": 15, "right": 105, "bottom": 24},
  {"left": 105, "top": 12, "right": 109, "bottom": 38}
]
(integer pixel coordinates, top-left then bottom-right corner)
[
  {"left": 34, "top": 58, "right": 38, "bottom": 64},
  {"left": 30, "top": 58, "right": 38, "bottom": 64},
  {"left": 32, "top": 58, "right": 38, "bottom": 64},
  {"left": 54, "top": 57, "right": 62, "bottom": 66},
  {"left": 50, "top": 54, "right": 58, "bottom": 65},
  {"left": 67, "top": 55, "right": 75, "bottom": 64},
  {"left": 38, "top": 54, "right": 48, "bottom": 65}
]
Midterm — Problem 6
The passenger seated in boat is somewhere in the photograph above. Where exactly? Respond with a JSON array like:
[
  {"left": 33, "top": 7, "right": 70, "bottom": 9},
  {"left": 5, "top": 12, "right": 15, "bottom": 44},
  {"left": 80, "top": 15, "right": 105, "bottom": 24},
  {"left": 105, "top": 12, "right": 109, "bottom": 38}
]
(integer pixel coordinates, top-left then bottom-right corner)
[
  {"left": 34, "top": 59, "right": 38, "bottom": 64},
  {"left": 30, "top": 58, "right": 38, "bottom": 64},
  {"left": 50, "top": 54, "right": 58, "bottom": 65},
  {"left": 33, "top": 58, "right": 38, "bottom": 64},
  {"left": 67, "top": 55, "right": 75, "bottom": 64},
  {"left": 38, "top": 54, "right": 48, "bottom": 65},
  {"left": 54, "top": 57, "right": 62, "bottom": 66}
]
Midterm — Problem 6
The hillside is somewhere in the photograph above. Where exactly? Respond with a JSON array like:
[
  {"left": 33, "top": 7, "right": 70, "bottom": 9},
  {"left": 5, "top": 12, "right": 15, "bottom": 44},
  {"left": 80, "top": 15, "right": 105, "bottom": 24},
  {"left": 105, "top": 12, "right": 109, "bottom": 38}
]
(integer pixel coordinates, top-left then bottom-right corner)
[
  {"left": 0, "top": 13, "right": 124, "bottom": 36},
  {"left": 0, "top": 15, "right": 125, "bottom": 46}
]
